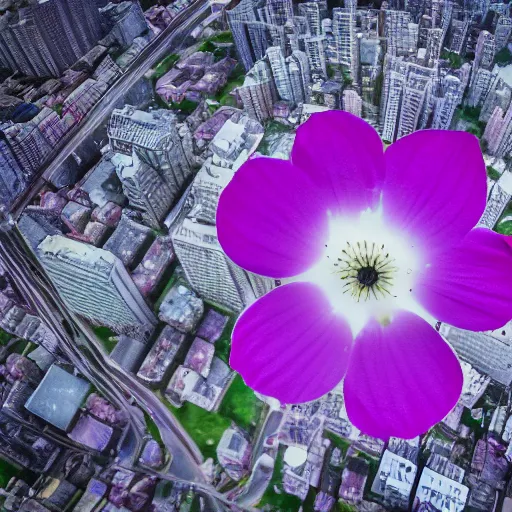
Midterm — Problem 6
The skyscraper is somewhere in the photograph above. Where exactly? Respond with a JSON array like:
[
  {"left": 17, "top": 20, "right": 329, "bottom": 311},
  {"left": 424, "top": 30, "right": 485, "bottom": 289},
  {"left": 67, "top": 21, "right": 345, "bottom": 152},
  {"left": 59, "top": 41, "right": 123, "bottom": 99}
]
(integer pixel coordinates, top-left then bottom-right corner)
[
  {"left": 286, "top": 50, "right": 311, "bottom": 104},
  {"left": 266, "top": 46, "right": 294, "bottom": 102},
  {"left": 432, "top": 75, "right": 463, "bottom": 130},
  {"left": 0, "top": 0, "right": 104, "bottom": 77},
  {"left": 495, "top": 16, "right": 512, "bottom": 53},
  {"left": 333, "top": 5, "right": 359, "bottom": 81},
  {"left": 37, "top": 236, "right": 157, "bottom": 339},
  {"left": 474, "top": 30, "right": 496, "bottom": 71},
  {"left": 343, "top": 89, "right": 363, "bottom": 117},
  {"left": 239, "top": 59, "right": 277, "bottom": 121},
  {"left": 113, "top": 152, "right": 174, "bottom": 230},
  {"left": 108, "top": 106, "right": 192, "bottom": 199},
  {"left": 172, "top": 219, "right": 272, "bottom": 312}
]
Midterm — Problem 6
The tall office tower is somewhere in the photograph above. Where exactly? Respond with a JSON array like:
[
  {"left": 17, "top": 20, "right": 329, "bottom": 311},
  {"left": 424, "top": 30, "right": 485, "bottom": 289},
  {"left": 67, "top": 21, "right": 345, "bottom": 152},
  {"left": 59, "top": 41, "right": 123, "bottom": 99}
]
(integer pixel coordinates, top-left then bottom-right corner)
[
  {"left": 474, "top": 30, "right": 496, "bottom": 71},
  {"left": 467, "top": 68, "right": 495, "bottom": 107},
  {"left": 380, "top": 55, "right": 407, "bottom": 142},
  {"left": 0, "top": 0, "right": 103, "bottom": 77},
  {"left": 440, "top": 0, "right": 453, "bottom": 38},
  {"left": 407, "top": 0, "right": 429, "bottom": 23},
  {"left": 1, "top": 122, "right": 52, "bottom": 181},
  {"left": 430, "top": 0, "right": 442, "bottom": 27},
  {"left": 440, "top": 324, "right": 512, "bottom": 386},
  {"left": 0, "top": 141, "right": 25, "bottom": 208},
  {"left": 483, "top": 106, "right": 505, "bottom": 154},
  {"left": 108, "top": 106, "right": 191, "bottom": 199},
  {"left": 172, "top": 219, "right": 273, "bottom": 312},
  {"left": 432, "top": 75, "right": 463, "bottom": 129},
  {"left": 448, "top": 18, "right": 469, "bottom": 54},
  {"left": 360, "top": 37, "right": 382, "bottom": 127},
  {"left": 333, "top": 6, "right": 359, "bottom": 81},
  {"left": 304, "top": 35, "right": 327, "bottom": 78},
  {"left": 227, "top": 0, "right": 270, "bottom": 71},
  {"left": 480, "top": 78, "right": 511, "bottom": 122},
  {"left": 359, "top": 9, "right": 380, "bottom": 38},
  {"left": 37, "top": 235, "right": 157, "bottom": 339},
  {"left": 113, "top": 152, "right": 173, "bottom": 230},
  {"left": 239, "top": 59, "right": 277, "bottom": 121},
  {"left": 267, "top": 0, "right": 293, "bottom": 27},
  {"left": 425, "top": 28, "right": 444, "bottom": 66},
  {"left": 495, "top": 16, "right": 512, "bottom": 52},
  {"left": 418, "top": 14, "right": 433, "bottom": 48},
  {"left": 343, "top": 89, "right": 363, "bottom": 117},
  {"left": 286, "top": 50, "right": 311, "bottom": 104},
  {"left": 100, "top": 1, "right": 148, "bottom": 47},
  {"left": 495, "top": 103, "right": 512, "bottom": 157},
  {"left": 478, "top": 172, "right": 512, "bottom": 227},
  {"left": 266, "top": 46, "right": 294, "bottom": 102},
  {"left": 396, "top": 68, "right": 433, "bottom": 139},
  {"left": 298, "top": 2, "right": 322, "bottom": 36},
  {"left": 384, "top": 10, "right": 419, "bottom": 56}
]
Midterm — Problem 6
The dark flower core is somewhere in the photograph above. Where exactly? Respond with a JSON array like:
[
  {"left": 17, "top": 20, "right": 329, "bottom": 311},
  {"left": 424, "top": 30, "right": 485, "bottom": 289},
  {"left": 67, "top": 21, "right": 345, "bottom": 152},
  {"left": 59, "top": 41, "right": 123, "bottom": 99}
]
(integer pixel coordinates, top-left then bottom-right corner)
[{"left": 357, "top": 266, "right": 379, "bottom": 287}]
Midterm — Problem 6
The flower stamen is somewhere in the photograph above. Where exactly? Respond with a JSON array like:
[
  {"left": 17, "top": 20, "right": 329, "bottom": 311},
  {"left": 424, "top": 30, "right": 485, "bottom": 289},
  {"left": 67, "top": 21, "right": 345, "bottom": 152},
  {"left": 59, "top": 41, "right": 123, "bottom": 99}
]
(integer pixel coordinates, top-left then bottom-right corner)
[{"left": 335, "top": 241, "right": 398, "bottom": 302}]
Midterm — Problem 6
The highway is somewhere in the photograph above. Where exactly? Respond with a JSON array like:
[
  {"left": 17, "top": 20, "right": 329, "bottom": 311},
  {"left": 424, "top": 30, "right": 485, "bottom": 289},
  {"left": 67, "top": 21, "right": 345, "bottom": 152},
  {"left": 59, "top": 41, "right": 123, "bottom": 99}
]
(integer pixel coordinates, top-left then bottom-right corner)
[{"left": 10, "top": 0, "right": 211, "bottom": 219}]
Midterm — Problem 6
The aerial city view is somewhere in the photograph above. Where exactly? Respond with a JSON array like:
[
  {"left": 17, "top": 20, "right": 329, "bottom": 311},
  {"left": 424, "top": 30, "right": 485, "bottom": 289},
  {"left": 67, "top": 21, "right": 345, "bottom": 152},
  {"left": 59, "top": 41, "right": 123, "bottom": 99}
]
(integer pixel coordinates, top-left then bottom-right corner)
[{"left": 0, "top": 0, "right": 512, "bottom": 509}]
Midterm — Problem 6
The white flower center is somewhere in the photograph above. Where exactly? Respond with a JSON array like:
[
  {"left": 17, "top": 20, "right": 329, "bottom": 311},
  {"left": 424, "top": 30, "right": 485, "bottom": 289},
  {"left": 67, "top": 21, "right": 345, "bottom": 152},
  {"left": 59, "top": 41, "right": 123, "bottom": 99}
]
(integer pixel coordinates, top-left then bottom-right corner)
[{"left": 297, "top": 202, "right": 432, "bottom": 336}]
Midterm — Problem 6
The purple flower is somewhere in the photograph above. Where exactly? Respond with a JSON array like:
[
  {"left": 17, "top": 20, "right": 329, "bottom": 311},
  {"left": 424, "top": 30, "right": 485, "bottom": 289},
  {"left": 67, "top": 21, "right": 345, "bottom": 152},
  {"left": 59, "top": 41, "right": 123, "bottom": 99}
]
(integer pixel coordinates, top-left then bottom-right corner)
[{"left": 217, "top": 111, "right": 512, "bottom": 440}]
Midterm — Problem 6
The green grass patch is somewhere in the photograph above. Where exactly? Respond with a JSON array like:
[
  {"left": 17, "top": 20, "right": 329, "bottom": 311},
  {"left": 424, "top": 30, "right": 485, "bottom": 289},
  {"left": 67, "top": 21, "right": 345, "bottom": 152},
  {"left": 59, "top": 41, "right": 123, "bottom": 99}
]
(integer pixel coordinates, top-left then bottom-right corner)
[
  {"left": 324, "top": 431, "right": 352, "bottom": 457},
  {"left": 0, "top": 329, "right": 12, "bottom": 345},
  {"left": 209, "top": 31, "right": 234, "bottom": 44},
  {"left": 143, "top": 411, "right": 163, "bottom": 445},
  {"left": 496, "top": 200, "right": 512, "bottom": 234},
  {"left": 0, "top": 457, "right": 19, "bottom": 488},
  {"left": 168, "top": 99, "right": 199, "bottom": 115},
  {"left": 167, "top": 402, "right": 230, "bottom": 460},
  {"left": 495, "top": 46, "right": 512, "bottom": 67},
  {"left": 92, "top": 326, "right": 117, "bottom": 353},
  {"left": 487, "top": 166, "right": 501, "bottom": 181},
  {"left": 52, "top": 103, "right": 63, "bottom": 116},
  {"left": 258, "top": 447, "right": 302, "bottom": 511},
  {"left": 337, "top": 502, "right": 358, "bottom": 512},
  {"left": 219, "top": 375, "right": 263, "bottom": 432},
  {"left": 441, "top": 50, "right": 465, "bottom": 69},
  {"left": 153, "top": 53, "right": 180, "bottom": 80},
  {"left": 257, "top": 120, "right": 294, "bottom": 155}
]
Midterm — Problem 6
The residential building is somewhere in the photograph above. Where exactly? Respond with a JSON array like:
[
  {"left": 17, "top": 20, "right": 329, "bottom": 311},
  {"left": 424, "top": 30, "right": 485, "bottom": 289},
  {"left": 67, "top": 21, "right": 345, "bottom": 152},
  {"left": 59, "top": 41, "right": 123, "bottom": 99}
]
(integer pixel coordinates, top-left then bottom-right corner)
[
  {"left": 37, "top": 235, "right": 157, "bottom": 339},
  {"left": 239, "top": 58, "right": 277, "bottom": 121},
  {"left": 343, "top": 89, "right": 363, "bottom": 117}
]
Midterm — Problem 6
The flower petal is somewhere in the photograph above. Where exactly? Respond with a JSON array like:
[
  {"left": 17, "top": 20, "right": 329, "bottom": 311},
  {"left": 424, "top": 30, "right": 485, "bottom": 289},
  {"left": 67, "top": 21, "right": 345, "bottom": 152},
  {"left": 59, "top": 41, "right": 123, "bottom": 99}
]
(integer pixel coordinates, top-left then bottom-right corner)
[
  {"left": 217, "top": 157, "right": 329, "bottom": 278},
  {"left": 230, "top": 282, "right": 353, "bottom": 404},
  {"left": 413, "top": 228, "right": 512, "bottom": 331},
  {"left": 382, "top": 130, "right": 487, "bottom": 255},
  {"left": 344, "top": 311, "right": 463, "bottom": 440},
  {"left": 291, "top": 111, "right": 385, "bottom": 214}
]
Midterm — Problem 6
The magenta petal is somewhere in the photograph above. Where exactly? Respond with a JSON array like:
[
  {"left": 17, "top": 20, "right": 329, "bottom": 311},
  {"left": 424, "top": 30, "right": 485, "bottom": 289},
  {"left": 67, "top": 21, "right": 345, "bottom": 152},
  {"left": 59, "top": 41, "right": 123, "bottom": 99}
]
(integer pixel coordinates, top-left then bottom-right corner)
[
  {"left": 414, "top": 228, "right": 512, "bottom": 331},
  {"left": 217, "top": 156, "right": 329, "bottom": 278},
  {"left": 344, "top": 311, "right": 463, "bottom": 440},
  {"left": 230, "top": 282, "right": 353, "bottom": 404},
  {"left": 291, "top": 111, "right": 385, "bottom": 214},
  {"left": 383, "top": 130, "right": 487, "bottom": 254}
]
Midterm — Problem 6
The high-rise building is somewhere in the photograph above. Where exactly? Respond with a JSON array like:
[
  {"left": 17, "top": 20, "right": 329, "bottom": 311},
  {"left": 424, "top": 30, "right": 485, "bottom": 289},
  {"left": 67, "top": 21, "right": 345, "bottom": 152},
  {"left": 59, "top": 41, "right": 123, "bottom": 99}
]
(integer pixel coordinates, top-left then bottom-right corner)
[
  {"left": 480, "top": 78, "right": 511, "bottom": 122},
  {"left": 333, "top": 6, "right": 359, "bottom": 81},
  {"left": 304, "top": 35, "right": 327, "bottom": 78},
  {"left": 108, "top": 106, "right": 192, "bottom": 199},
  {"left": 384, "top": 10, "right": 419, "bottom": 56},
  {"left": 467, "top": 68, "right": 495, "bottom": 107},
  {"left": 474, "top": 30, "right": 496, "bottom": 71},
  {"left": 343, "top": 89, "right": 363, "bottom": 117},
  {"left": 113, "top": 152, "right": 174, "bottom": 230},
  {"left": 478, "top": 172, "right": 512, "bottom": 227},
  {"left": 495, "top": 16, "right": 512, "bottom": 52},
  {"left": 172, "top": 219, "right": 273, "bottom": 312},
  {"left": 432, "top": 75, "right": 464, "bottom": 129},
  {"left": 286, "top": 50, "right": 311, "bottom": 104},
  {"left": 239, "top": 58, "right": 277, "bottom": 121},
  {"left": 440, "top": 323, "right": 512, "bottom": 386},
  {"left": 298, "top": 2, "right": 322, "bottom": 36},
  {"left": 397, "top": 69, "right": 432, "bottom": 138},
  {"left": 227, "top": 0, "right": 270, "bottom": 71},
  {"left": 448, "top": 19, "right": 469, "bottom": 54},
  {"left": 37, "top": 235, "right": 157, "bottom": 339},
  {"left": 266, "top": 46, "right": 294, "bottom": 102},
  {"left": 0, "top": 141, "right": 25, "bottom": 208},
  {"left": 0, "top": 0, "right": 104, "bottom": 77},
  {"left": 425, "top": 28, "right": 444, "bottom": 66},
  {"left": 380, "top": 55, "right": 407, "bottom": 141}
]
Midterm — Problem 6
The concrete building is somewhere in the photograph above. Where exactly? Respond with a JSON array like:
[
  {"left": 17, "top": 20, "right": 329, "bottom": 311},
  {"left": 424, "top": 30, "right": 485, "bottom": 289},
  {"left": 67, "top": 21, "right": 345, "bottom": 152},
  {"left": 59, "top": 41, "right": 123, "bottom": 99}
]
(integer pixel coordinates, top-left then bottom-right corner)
[
  {"left": 37, "top": 235, "right": 157, "bottom": 339},
  {"left": 432, "top": 75, "right": 464, "bottom": 130},
  {"left": 239, "top": 58, "right": 277, "bottom": 121},
  {"left": 478, "top": 171, "right": 512, "bottom": 227},
  {"left": 266, "top": 46, "right": 294, "bottom": 102},
  {"left": 384, "top": 10, "right": 418, "bottom": 57},
  {"left": 172, "top": 219, "right": 273, "bottom": 312},
  {"left": 495, "top": 16, "right": 512, "bottom": 52},
  {"left": 113, "top": 152, "right": 173, "bottom": 229},
  {"left": 286, "top": 50, "right": 311, "bottom": 104},
  {"left": 217, "top": 425, "right": 252, "bottom": 481},
  {"left": 448, "top": 19, "right": 469, "bottom": 54},
  {"left": 333, "top": 5, "right": 359, "bottom": 81},
  {"left": 343, "top": 89, "right": 363, "bottom": 117},
  {"left": 0, "top": 0, "right": 104, "bottom": 77},
  {"left": 467, "top": 68, "right": 495, "bottom": 107},
  {"left": 474, "top": 30, "right": 495, "bottom": 71},
  {"left": 108, "top": 106, "right": 191, "bottom": 198},
  {"left": 304, "top": 35, "right": 327, "bottom": 78}
]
